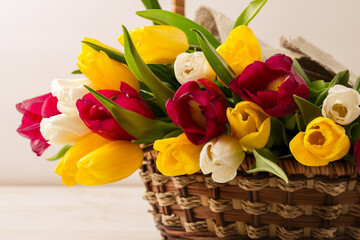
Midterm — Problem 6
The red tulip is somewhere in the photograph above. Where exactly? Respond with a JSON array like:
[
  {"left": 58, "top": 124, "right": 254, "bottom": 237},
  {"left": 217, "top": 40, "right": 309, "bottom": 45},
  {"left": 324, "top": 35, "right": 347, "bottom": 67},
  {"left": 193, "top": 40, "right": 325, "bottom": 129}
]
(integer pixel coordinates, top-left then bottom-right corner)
[
  {"left": 354, "top": 139, "right": 360, "bottom": 176},
  {"left": 16, "top": 93, "right": 61, "bottom": 156},
  {"left": 166, "top": 79, "right": 228, "bottom": 145},
  {"left": 76, "top": 82, "right": 154, "bottom": 140},
  {"left": 230, "top": 54, "right": 309, "bottom": 118}
]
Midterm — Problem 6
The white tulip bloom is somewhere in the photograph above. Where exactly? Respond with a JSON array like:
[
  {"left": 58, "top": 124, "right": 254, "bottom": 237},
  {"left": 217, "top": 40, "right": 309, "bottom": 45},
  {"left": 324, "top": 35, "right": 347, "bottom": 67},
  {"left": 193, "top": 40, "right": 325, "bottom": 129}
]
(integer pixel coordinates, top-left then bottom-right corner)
[
  {"left": 174, "top": 52, "right": 216, "bottom": 85},
  {"left": 200, "top": 135, "right": 245, "bottom": 183},
  {"left": 51, "top": 78, "right": 92, "bottom": 116},
  {"left": 322, "top": 85, "right": 360, "bottom": 125},
  {"left": 40, "top": 114, "right": 90, "bottom": 145}
]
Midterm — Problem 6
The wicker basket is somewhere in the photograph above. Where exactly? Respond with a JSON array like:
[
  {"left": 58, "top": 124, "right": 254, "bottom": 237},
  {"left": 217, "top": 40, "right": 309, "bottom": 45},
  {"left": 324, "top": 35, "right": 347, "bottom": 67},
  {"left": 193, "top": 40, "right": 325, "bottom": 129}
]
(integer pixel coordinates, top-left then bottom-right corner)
[{"left": 140, "top": 147, "right": 360, "bottom": 240}]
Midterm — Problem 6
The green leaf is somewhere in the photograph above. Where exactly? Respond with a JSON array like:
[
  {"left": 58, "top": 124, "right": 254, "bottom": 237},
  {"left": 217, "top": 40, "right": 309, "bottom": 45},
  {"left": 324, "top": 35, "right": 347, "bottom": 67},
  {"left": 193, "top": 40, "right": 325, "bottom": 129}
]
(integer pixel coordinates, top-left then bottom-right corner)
[
  {"left": 292, "top": 58, "right": 311, "bottom": 85},
  {"left": 234, "top": 0, "right": 267, "bottom": 27},
  {"left": 46, "top": 145, "right": 72, "bottom": 161},
  {"left": 266, "top": 117, "right": 289, "bottom": 148},
  {"left": 71, "top": 70, "right": 82, "bottom": 74},
  {"left": 293, "top": 95, "right": 322, "bottom": 126},
  {"left": 353, "top": 75, "right": 360, "bottom": 92},
  {"left": 294, "top": 112, "right": 306, "bottom": 132},
  {"left": 136, "top": 10, "right": 221, "bottom": 48},
  {"left": 247, "top": 149, "right": 289, "bottom": 183},
  {"left": 148, "top": 64, "right": 180, "bottom": 90},
  {"left": 329, "top": 69, "right": 349, "bottom": 87},
  {"left": 315, "top": 70, "right": 349, "bottom": 106},
  {"left": 141, "top": 0, "right": 161, "bottom": 25},
  {"left": 141, "top": 0, "right": 161, "bottom": 9},
  {"left": 82, "top": 41, "right": 126, "bottom": 64},
  {"left": 308, "top": 80, "right": 329, "bottom": 93},
  {"left": 122, "top": 25, "right": 174, "bottom": 112},
  {"left": 85, "top": 85, "right": 179, "bottom": 142},
  {"left": 191, "top": 29, "right": 237, "bottom": 86}
]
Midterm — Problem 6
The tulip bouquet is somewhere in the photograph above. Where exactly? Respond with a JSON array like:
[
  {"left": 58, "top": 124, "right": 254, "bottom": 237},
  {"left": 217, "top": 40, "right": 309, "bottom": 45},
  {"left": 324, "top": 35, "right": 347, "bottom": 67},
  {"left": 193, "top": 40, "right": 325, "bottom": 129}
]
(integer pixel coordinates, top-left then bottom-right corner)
[{"left": 16, "top": 0, "right": 360, "bottom": 187}]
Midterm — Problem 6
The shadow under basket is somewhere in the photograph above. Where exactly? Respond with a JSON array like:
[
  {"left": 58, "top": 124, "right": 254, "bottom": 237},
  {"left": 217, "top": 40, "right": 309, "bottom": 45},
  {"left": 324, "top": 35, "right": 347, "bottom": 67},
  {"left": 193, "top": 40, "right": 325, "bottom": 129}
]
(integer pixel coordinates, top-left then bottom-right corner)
[{"left": 140, "top": 147, "right": 360, "bottom": 240}]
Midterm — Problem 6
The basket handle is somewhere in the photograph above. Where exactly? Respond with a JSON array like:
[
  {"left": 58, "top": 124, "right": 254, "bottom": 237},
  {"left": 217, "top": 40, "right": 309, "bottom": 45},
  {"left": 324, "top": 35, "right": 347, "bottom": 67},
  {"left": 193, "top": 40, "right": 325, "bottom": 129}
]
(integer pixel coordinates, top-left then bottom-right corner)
[{"left": 172, "top": 0, "right": 185, "bottom": 16}]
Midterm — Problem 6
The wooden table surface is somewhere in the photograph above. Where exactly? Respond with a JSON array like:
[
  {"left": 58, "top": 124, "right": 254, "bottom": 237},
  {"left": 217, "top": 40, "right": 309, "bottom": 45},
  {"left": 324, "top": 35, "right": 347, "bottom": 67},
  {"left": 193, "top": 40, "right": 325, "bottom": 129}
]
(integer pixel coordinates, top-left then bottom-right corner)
[{"left": 0, "top": 186, "right": 162, "bottom": 240}]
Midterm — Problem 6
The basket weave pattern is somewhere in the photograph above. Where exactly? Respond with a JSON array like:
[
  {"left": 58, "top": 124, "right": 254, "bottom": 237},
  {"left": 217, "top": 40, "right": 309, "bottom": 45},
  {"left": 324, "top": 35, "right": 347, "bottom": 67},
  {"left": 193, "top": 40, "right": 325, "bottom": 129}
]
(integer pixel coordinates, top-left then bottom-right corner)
[{"left": 140, "top": 148, "right": 360, "bottom": 240}]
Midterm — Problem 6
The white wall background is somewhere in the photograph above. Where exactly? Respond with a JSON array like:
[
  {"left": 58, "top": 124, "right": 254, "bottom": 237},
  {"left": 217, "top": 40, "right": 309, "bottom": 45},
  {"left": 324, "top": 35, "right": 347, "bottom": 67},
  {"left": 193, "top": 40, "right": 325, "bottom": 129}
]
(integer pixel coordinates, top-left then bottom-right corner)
[{"left": 1, "top": 0, "right": 359, "bottom": 185}]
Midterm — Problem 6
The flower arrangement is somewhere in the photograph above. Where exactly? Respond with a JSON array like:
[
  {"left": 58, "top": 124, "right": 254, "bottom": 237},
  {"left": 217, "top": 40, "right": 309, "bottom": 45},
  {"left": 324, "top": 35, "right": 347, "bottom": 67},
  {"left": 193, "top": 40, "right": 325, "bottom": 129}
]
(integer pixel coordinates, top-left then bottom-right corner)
[{"left": 16, "top": 0, "right": 360, "bottom": 187}]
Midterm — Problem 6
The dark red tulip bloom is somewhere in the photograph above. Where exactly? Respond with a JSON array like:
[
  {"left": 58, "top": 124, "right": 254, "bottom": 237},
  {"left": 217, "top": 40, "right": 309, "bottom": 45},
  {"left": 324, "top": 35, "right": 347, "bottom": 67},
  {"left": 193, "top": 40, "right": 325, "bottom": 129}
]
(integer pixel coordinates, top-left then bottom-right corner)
[
  {"left": 166, "top": 78, "right": 228, "bottom": 145},
  {"left": 229, "top": 54, "right": 309, "bottom": 118},
  {"left": 354, "top": 139, "right": 360, "bottom": 176},
  {"left": 76, "top": 82, "right": 154, "bottom": 140},
  {"left": 16, "top": 93, "right": 61, "bottom": 156}
]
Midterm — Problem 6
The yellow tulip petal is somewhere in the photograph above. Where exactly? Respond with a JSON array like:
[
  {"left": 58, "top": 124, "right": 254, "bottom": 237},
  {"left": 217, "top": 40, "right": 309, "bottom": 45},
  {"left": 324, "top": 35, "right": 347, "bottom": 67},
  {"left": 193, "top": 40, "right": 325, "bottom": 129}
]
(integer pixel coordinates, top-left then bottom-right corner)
[
  {"left": 155, "top": 133, "right": 202, "bottom": 176},
  {"left": 77, "top": 38, "right": 139, "bottom": 91},
  {"left": 290, "top": 132, "right": 329, "bottom": 166},
  {"left": 239, "top": 117, "right": 271, "bottom": 152},
  {"left": 118, "top": 25, "right": 189, "bottom": 64},
  {"left": 290, "top": 117, "right": 350, "bottom": 166},
  {"left": 75, "top": 141, "right": 143, "bottom": 186},
  {"left": 227, "top": 101, "right": 270, "bottom": 151},
  {"left": 217, "top": 25, "right": 261, "bottom": 75}
]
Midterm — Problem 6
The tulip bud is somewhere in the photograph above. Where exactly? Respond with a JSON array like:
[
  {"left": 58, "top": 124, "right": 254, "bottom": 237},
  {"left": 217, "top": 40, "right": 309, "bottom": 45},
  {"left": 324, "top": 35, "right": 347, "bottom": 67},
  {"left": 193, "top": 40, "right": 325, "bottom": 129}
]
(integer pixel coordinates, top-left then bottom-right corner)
[
  {"left": 76, "top": 82, "right": 154, "bottom": 140},
  {"left": 118, "top": 25, "right": 189, "bottom": 64},
  {"left": 227, "top": 101, "right": 271, "bottom": 152},
  {"left": 217, "top": 25, "right": 261, "bottom": 75},
  {"left": 290, "top": 117, "right": 350, "bottom": 166},
  {"left": 75, "top": 140, "right": 143, "bottom": 186},
  {"left": 166, "top": 79, "right": 228, "bottom": 145},
  {"left": 230, "top": 54, "right": 309, "bottom": 118},
  {"left": 55, "top": 133, "right": 143, "bottom": 186},
  {"left": 154, "top": 133, "right": 203, "bottom": 176},
  {"left": 174, "top": 52, "right": 215, "bottom": 85},
  {"left": 77, "top": 37, "right": 139, "bottom": 91},
  {"left": 51, "top": 78, "right": 92, "bottom": 116},
  {"left": 322, "top": 85, "right": 360, "bottom": 125},
  {"left": 200, "top": 135, "right": 245, "bottom": 183},
  {"left": 40, "top": 114, "right": 90, "bottom": 145}
]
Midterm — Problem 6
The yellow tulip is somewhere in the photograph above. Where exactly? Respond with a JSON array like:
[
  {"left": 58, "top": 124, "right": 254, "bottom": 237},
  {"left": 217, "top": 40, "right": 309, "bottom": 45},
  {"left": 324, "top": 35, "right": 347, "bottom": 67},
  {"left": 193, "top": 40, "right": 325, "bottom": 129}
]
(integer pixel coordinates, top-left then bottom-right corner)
[
  {"left": 289, "top": 117, "right": 350, "bottom": 166},
  {"left": 55, "top": 133, "right": 111, "bottom": 186},
  {"left": 75, "top": 140, "right": 143, "bottom": 186},
  {"left": 154, "top": 133, "right": 203, "bottom": 176},
  {"left": 77, "top": 37, "right": 139, "bottom": 91},
  {"left": 227, "top": 101, "right": 270, "bottom": 152},
  {"left": 55, "top": 133, "right": 143, "bottom": 186},
  {"left": 217, "top": 25, "right": 261, "bottom": 75},
  {"left": 118, "top": 25, "right": 189, "bottom": 64}
]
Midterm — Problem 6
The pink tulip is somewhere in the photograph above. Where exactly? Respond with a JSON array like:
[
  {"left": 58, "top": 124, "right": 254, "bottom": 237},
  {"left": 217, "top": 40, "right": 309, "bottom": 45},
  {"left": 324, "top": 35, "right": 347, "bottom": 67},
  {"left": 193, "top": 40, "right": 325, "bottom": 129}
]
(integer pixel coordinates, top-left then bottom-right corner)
[
  {"left": 230, "top": 54, "right": 309, "bottom": 118},
  {"left": 166, "top": 79, "right": 228, "bottom": 145},
  {"left": 76, "top": 82, "right": 154, "bottom": 140},
  {"left": 16, "top": 93, "right": 61, "bottom": 156}
]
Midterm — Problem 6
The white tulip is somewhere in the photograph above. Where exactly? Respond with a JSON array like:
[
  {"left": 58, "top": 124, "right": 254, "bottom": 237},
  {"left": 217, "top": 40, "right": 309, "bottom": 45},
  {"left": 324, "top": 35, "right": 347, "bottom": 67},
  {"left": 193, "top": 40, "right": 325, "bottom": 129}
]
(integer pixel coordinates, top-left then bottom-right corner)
[
  {"left": 200, "top": 135, "right": 245, "bottom": 183},
  {"left": 322, "top": 85, "right": 360, "bottom": 125},
  {"left": 40, "top": 114, "right": 90, "bottom": 145},
  {"left": 51, "top": 78, "right": 92, "bottom": 116},
  {"left": 174, "top": 52, "right": 216, "bottom": 85}
]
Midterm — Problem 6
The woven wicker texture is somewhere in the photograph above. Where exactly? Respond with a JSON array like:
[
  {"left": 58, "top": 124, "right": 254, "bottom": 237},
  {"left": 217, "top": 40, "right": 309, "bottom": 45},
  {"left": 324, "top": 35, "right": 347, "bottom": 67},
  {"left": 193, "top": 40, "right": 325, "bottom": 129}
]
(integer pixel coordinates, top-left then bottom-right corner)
[{"left": 141, "top": 147, "right": 360, "bottom": 240}]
